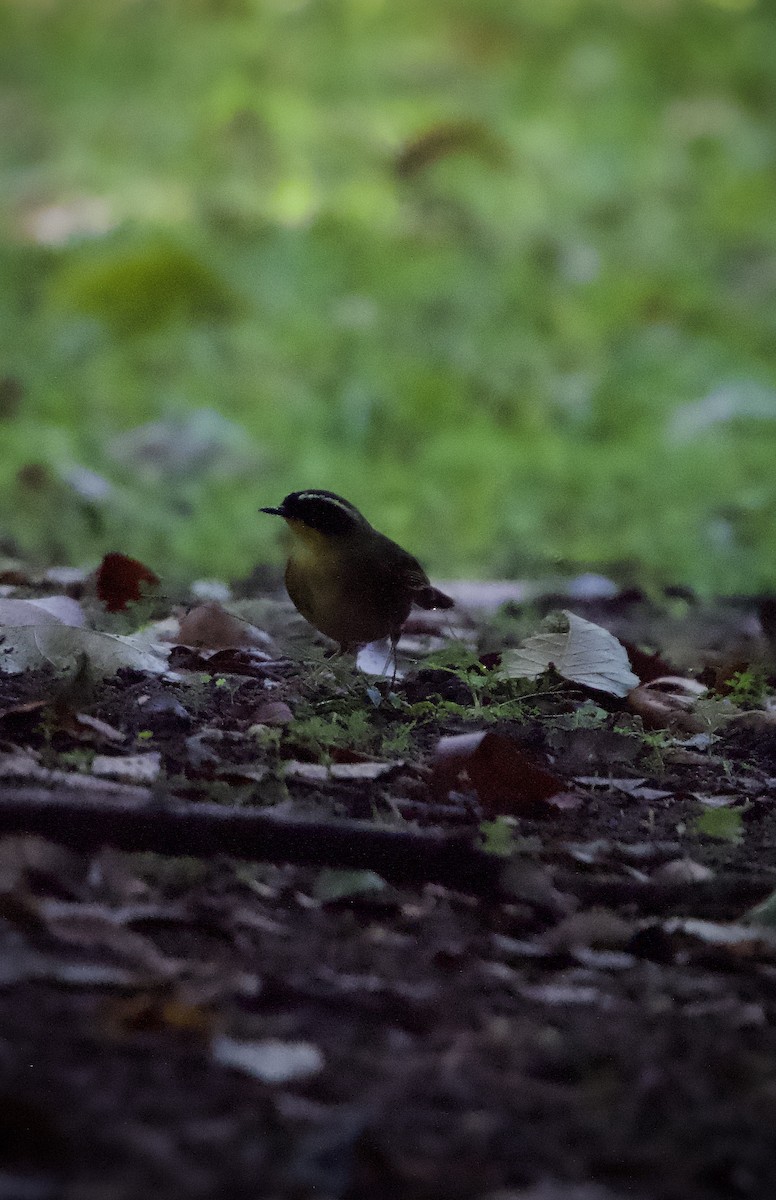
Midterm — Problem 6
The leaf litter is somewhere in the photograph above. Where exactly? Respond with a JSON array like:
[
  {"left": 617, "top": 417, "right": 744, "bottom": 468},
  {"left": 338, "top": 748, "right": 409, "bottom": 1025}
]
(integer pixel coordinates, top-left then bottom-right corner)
[{"left": 0, "top": 563, "right": 776, "bottom": 1196}]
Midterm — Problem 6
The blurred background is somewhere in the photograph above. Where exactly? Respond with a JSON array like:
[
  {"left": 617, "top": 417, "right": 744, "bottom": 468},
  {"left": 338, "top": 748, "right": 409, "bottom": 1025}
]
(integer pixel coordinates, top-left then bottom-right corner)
[{"left": 1, "top": 0, "right": 775, "bottom": 592}]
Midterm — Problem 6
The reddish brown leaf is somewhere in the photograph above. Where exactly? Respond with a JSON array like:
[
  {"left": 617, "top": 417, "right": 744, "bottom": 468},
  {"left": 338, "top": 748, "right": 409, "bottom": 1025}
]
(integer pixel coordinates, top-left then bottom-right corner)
[
  {"left": 621, "top": 641, "right": 678, "bottom": 683},
  {"left": 431, "top": 731, "right": 567, "bottom": 817},
  {"left": 96, "top": 552, "right": 159, "bottom": 612}
]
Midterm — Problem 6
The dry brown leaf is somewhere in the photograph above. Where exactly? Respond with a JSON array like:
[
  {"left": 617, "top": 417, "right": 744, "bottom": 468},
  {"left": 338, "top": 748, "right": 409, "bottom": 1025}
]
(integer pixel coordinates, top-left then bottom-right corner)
[
  {"left": 70, "top": 712, "right": 125, "bottom": 743},
  {"left": 170, "top": 645, "right": 274, "bottom": 676},
  {"left": 543, "top": 908, "right": 633, "bottom": 953},
  {"left": 178, "top": 602, "right": 274, "bottom": 651},
  {"left": 727, "top": 709, "right": 776, "bottom": 734},
  {"left": 249, "top": 700, "right": 294, "bottom": 726},
  {"left": 106, "top": 993, "right": 214, "bottom": 1037},
  {"left": 431, "top": 731, "right": 568, "bottom": 817},
  {"left": 628, "top": 676, "right": 708, "bottom": 732},
  {"left": 0, "top": 698, "right": 47, "bottom": 723}
]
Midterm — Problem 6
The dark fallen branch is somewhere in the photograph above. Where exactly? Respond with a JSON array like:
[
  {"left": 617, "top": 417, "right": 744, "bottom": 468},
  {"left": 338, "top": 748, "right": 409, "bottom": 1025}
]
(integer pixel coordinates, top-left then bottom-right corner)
[
  {"left": 0, "top": 785, "right": 506, "bottom": 896},
  {"left": 0, "top": 786, "right": 772, "bottom": 917}
]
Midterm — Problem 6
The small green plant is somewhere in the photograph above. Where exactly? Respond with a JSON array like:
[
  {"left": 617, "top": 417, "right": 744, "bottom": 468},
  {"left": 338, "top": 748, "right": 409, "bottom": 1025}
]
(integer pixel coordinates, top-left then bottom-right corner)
[
  {"left": 637, "top": 728, "right": 675, "bottom": 774},
  {"left": 250, "top": 724, "right": 283, "bottom": 754},
  {"left": 55, "top": 748, "right": 95, "bottom": 771},
  {"left": 722, "top": 669, "right": 769, "bottom": 710},
  {"left": 286, "top": 709, "right": 378, "bottom": 761},
  {"left": 379, "top": 721, "right": 416, "bottom": 757}
]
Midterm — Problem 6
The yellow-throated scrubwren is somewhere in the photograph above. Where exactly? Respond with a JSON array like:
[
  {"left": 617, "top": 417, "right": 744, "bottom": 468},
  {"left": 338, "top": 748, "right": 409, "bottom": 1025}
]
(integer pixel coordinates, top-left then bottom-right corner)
[{"left": 260, "top": 489, "right": 453, "bottom": 653}]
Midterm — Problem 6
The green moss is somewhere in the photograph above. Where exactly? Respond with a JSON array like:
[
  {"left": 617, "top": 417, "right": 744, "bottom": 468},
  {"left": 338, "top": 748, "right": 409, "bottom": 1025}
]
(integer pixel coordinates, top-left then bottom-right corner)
[{"left": 1, "top": 0, "right": 775, "bottom": 588}]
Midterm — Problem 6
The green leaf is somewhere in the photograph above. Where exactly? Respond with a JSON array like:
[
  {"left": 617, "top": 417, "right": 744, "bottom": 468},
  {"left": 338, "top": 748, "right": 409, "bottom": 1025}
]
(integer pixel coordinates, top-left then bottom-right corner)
[
  {"left": 694, "top": 806, "right": 747, "bottom": 844},
  {"left": 743, "top": 889, "right": 776, "bottom": 929},
  {"left": 312, "top": 869, "right": 386, "bottom": 902},
  {"left": 479, "top": 818, "right": 516, "bottom": 857}
]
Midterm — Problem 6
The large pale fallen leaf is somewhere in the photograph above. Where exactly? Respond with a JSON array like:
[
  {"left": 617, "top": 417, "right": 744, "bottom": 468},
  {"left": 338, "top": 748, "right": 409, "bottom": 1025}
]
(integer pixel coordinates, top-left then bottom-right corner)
[
  {"left": 0, "top": 596, "right": 86, "bottom": 628},
  {"left": 502, "top": 611, "right": 639, "bottom": 698},
  {"left": 0, "top": 623, "right": 169, "bottom": 677}
]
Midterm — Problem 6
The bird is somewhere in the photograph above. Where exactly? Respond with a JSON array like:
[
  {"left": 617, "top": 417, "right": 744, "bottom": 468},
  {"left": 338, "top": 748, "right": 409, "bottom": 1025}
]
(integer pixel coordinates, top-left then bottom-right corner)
[{"left": 260, "top": 489, "right": 454, "bottom": 656}]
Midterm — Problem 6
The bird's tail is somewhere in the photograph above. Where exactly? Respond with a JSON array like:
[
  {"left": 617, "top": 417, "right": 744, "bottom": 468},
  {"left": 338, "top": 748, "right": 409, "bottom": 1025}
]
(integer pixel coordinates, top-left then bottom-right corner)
[{"left": 413, "top": 584, "right": 454, "bottom": 611}]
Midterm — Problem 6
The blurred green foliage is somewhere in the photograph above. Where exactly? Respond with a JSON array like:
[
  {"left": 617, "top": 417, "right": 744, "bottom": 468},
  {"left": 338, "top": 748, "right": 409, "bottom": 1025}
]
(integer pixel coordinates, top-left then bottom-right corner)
[{"left": 1, "top": 0, "right": 775, "bottom": 589}]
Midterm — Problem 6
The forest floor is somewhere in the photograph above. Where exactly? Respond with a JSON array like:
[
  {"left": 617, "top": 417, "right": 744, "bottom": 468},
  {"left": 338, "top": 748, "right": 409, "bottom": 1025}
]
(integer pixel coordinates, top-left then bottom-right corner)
[{"left": 1, "top": 561, "right": 776, "bottom": 1200}]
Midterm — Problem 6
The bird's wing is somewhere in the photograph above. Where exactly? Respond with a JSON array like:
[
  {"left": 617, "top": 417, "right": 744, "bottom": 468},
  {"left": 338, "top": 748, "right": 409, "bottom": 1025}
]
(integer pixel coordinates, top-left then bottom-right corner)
[{"left": 391, "top": 555, "right": 454, "bottom": 611}]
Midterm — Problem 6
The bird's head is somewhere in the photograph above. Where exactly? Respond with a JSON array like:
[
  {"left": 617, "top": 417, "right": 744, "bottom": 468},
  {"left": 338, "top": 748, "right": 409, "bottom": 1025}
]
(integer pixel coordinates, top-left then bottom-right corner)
[{"left": 260, "top": 490, "right": 368, "bottom": 538}]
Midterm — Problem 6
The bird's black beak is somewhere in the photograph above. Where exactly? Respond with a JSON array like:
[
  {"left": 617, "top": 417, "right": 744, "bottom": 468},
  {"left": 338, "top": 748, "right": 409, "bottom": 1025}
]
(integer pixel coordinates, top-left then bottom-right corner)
[{"left": 260, "top": 505, "right": 285, "bottom": 517}]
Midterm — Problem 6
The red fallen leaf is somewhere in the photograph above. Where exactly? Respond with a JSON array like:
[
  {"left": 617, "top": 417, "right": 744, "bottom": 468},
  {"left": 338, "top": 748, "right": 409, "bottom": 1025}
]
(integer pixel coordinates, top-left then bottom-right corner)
[
  {"left": 430, "top": 731, "right": 569, "bottom": 817},
  {"left": 96, "top": 552, "right": 159, "bottom": 612}
]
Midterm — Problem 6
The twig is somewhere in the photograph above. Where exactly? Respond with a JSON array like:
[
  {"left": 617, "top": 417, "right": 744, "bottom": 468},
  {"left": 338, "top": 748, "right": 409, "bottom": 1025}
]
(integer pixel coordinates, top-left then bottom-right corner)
[
  {"left": 0, "top": 785, "right": 504, "bottom": 895},
  {"left": 0, "top": 786, "right": 772, "bottom": 916},
  {"left": 553, "top": 872, "right": 775, "bottom": 917}
]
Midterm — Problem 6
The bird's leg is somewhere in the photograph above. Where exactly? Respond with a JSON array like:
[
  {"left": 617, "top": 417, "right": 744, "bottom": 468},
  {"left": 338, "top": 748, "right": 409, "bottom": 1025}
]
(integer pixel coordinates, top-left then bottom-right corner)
[{"left": 388, "top": 631, "right": 400, "bottom": 688}]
